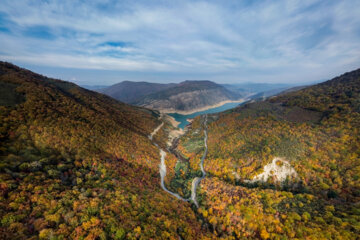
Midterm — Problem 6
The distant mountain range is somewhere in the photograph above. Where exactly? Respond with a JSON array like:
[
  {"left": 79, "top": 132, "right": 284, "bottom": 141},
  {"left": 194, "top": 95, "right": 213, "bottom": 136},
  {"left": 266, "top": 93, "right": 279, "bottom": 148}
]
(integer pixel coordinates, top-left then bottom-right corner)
[
  {"left": 99, "top": 80, "right": 243, "bottom": 113},
  {"left": 222, "top": 82, "right": 299, "bottom": 100},
  {"left": 222, "top": 82, "right": 293, "bottom": 93},
  {"left": 98, "top": 81, "right": 176, "bottom": 104},
  {"left": 98, "top": 80, "right": 297, "bottom": 113},
  {"left": 80, "top": 84, "right": 109, "bottom": 90}
]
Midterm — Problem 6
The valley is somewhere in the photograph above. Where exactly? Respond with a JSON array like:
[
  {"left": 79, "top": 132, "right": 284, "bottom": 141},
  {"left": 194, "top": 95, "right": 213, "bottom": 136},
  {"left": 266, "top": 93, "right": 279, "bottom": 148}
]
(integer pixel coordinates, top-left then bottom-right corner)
[
  {"left": 148, "top": 115, "right": 209, "bottom": 207},
  {"left": 1, "top": 1, "right": 359, "bottom": 239},
  {"left": 0, "top": 63, "right": 210, "bottom": 239},
  {"left": 147, "top": 68, "right": 360, "bottom": 239},
  {"left": 97, "top": 80, "right": 288, "bottom": 116},
  {"left": 168, "top": 99, "right": 248, "bottom": 129},
  {"left": 171, "top": 68, "right": 360, "bottom": 239},
  {"left": 1, "top": 62, "right": 359, "bottom": 239}
]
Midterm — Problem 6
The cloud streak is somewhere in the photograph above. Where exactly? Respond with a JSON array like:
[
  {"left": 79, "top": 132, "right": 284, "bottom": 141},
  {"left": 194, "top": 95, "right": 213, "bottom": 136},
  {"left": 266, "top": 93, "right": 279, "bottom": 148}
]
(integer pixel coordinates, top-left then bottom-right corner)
[{"left": 0, "top": 0, "right": 359, "bottom": 84}]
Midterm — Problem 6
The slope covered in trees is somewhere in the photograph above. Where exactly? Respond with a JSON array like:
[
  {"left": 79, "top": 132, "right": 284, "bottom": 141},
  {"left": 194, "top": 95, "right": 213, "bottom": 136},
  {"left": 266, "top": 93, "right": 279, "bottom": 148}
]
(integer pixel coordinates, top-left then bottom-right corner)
[
  {"left": 100, "top": 80, "right": 244, "bottom": 113},
  {"left": 174, "top": 68, "right": 360, "bottom": 239},
  {"left": 136, "top": 80, "right": 243, "bottom": 113},
  {"left": 2, "top": 62, "right": 359, "bottom": 239},
  {"left": 0, "top": 62, "right": 209, "bottom": 239},
  {"left": 99, "top": 81, "right": 176, "bottom": 104}
]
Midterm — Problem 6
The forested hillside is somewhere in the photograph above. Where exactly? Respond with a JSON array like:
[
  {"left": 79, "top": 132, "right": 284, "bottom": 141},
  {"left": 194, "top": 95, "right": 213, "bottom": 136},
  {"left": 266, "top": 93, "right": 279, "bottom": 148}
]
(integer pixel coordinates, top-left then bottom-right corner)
[
  {"left": 0, "top": 62, "right": 208, "bottom": 239},
  {"left": 99, "top": 81, "right": 176, "bottom": 104},
  {"left": 174, "top": 69, "right": 360, "bottom": 239},
  {"left": 136, "top": 80, "right": 242, "bottom": 113},
  {"left": 1, "top": 62, "right": 359, "bottom": 239},
  {"left": 100, "top": 80, "right": 244, "bottom": 113}
]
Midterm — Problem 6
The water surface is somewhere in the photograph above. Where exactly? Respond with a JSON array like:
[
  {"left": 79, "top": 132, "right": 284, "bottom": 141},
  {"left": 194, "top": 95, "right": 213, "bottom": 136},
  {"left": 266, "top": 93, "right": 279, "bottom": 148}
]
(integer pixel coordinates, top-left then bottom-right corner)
[{"left": 169, "top": 101, "right": 245, "bottom": 129}]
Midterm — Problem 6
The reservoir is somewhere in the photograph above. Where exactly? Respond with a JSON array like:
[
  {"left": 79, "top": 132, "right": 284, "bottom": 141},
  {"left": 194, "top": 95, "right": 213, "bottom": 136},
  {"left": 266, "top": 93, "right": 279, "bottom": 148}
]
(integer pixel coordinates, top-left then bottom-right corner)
[{"left": 168, "top": 101, "right": 246, "bottom": 129}]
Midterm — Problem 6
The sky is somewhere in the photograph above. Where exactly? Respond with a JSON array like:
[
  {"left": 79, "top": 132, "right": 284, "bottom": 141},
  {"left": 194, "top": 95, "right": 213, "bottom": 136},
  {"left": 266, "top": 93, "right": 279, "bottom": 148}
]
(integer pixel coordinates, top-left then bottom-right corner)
[{"left": 1, "top": 0, "right": 360, "bottom": 85}]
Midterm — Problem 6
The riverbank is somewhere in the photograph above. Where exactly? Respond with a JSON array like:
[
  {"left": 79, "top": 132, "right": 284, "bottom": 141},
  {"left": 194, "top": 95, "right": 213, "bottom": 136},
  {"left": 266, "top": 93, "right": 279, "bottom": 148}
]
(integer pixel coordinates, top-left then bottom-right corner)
[
  {"left": 168, "top": 99, "right": 248, "bottom": 129},
  {"left": 160, "top": 98, "right": 247, "bottom": 115},
  {"left": 163, "top": 114, "right": 185, "bottom": 147},
  {"left": 150, "top": 115, "right": 209, "bottom": 207},
  {"left": 164, "top": 114, "right": 181, "bottom": 128}
]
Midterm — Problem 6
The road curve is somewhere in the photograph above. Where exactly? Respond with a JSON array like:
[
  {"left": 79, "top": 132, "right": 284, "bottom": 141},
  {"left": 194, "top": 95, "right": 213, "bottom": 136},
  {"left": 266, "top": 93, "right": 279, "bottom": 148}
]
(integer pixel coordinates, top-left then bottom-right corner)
[
  {"left": 149, "top": 122, "right": 189, "bottom": 201},
  {"left": 159, "top": 149, "right": 190, "bottom": 201},
  {"left": 150, "top": 115, "right": 208, "bottom": 207}
]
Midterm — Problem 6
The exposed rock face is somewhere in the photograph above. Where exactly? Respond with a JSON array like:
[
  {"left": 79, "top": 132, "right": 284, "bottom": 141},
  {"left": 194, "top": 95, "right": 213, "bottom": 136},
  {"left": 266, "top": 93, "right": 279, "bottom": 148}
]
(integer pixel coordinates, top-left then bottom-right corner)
[
  {"left": 136, "top": 80, "right": 242, "bottom": 112},
  {"left": 139, "top": 88, "right": 237, "bottom": 112},
  {"left": 99, "top": 80, "right": 243, "bottom": 112},
  {"left": 246, "top": 157, "right": 298, "bottom": 183}
]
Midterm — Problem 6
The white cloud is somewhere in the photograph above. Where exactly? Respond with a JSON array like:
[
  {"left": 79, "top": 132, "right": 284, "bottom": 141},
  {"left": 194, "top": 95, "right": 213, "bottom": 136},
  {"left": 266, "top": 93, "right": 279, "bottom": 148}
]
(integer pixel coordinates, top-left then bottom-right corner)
[{"left": 0, "top": 0, "right": 359, "bottom": 83}]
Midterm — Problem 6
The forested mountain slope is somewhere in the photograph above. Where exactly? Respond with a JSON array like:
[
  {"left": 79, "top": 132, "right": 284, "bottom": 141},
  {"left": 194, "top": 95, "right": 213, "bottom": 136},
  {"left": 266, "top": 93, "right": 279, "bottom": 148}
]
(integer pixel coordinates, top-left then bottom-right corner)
[
  {"left": 99, "top": 81, "right": 176, "bottom": 104},
  {"left": 0, "top": 62, "right": 208, "bottom": 239},
  {"left": 174, "top": 68, "right": 360, "bottom": 239},
  {"left": 99, "top": 80, "right": 244, "bottom": 113},
  {"left": 136, "top": 80, "right": 242, "bottom": 113},
  {"left": 2, "top": 62, "right": 359, "bottom": 239}
]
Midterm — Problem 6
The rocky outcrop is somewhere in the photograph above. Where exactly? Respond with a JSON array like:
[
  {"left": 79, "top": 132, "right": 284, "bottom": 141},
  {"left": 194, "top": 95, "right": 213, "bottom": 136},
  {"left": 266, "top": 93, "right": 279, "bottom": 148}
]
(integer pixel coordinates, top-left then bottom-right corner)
[{"left": 245, "top": 157, "right": 298, "bottom": 183}]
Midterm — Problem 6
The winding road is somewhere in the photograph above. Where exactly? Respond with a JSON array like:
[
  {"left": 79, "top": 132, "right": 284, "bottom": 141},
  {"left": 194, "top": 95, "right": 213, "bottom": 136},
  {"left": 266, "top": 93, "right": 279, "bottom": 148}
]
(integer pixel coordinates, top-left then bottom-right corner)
[
  {"left": 159, "top": 149, "right": 190, "bottom": 201},
  {"left": 149, "top": 121, "right": 189, "bottom": 201},
  {"left": 149, "top": 115, "right": 208, "bottom": 207},
  {"left": 148, "top": 122, "right": 164, "bottom": 141}
]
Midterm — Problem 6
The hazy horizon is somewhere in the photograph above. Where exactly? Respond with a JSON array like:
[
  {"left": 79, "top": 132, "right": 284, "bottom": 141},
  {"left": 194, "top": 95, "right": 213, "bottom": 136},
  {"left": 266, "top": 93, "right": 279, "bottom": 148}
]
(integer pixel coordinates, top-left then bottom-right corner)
[
  {"left": 1, "top": 0, "right": 360, "bottom": 85},
  {"left": 3, "top": 61, "right": 326, "bottom": 87}
]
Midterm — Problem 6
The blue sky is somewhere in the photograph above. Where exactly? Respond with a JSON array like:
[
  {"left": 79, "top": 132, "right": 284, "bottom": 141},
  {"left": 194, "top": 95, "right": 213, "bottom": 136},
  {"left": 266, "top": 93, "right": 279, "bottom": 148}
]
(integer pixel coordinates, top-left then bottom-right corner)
[{"left": 1, "top": 0, "right": 360, "bottom": 85}]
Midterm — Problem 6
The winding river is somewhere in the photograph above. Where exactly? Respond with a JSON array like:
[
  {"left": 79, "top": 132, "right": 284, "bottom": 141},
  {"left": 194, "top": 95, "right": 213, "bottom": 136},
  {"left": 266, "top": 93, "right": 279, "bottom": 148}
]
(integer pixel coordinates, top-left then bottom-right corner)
[
  {"left": 190, "top": 115, "right": 208, "bottom": 207},
  {"left": 149, "top": 115, "right": 208, "bottom": 207}
]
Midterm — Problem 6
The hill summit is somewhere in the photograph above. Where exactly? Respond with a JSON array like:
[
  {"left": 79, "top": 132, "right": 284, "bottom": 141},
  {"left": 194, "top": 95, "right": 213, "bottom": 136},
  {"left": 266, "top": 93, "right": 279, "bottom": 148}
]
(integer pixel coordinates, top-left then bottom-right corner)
[{"left": 100, "top": 80, "right": 243, "bottom": 113}]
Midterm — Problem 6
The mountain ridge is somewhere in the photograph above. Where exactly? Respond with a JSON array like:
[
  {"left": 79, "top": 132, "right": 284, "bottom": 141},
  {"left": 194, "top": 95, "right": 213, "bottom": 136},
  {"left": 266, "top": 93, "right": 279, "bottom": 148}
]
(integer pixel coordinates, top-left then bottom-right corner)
[
  {"left": 172, "top": 66, "right": 360, "bottom": 239},
  {"left": 0, "top": 62, "right": 209, "bottom": 239},
  {"left": 2, "top": 61, "right": 359, "bottom": 239},
  {"left": 136, "top": 80, "right": 242, "bottom": 113},
  {"left": 100, "top": 80, "right": 244, "bottom": 113},
  {"left": 99, "top": 81, "right": 176, "bottom": 104}
]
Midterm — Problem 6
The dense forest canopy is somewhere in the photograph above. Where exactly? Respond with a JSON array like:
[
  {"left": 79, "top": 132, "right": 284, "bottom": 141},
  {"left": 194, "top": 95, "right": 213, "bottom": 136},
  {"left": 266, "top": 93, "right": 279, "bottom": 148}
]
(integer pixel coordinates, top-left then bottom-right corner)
[
  {"left": 0, "top": 62, "right": 209, "bottom": 239},
  {"left": 173, "top": 68, "right": 360, "bottom": 239},
  {"left": 0, "top": 62, "right": 359, "bottom": 239}
]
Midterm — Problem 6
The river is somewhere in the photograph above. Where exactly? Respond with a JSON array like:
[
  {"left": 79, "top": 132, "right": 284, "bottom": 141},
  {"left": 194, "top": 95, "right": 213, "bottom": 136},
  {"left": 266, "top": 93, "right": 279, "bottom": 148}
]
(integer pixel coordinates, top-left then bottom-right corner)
[
  {"left": 149, "top": 115, "right": 208, "bottom": 207},
  {"left": 168, "top": 101, "right": 246, "bottom": 129}
]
